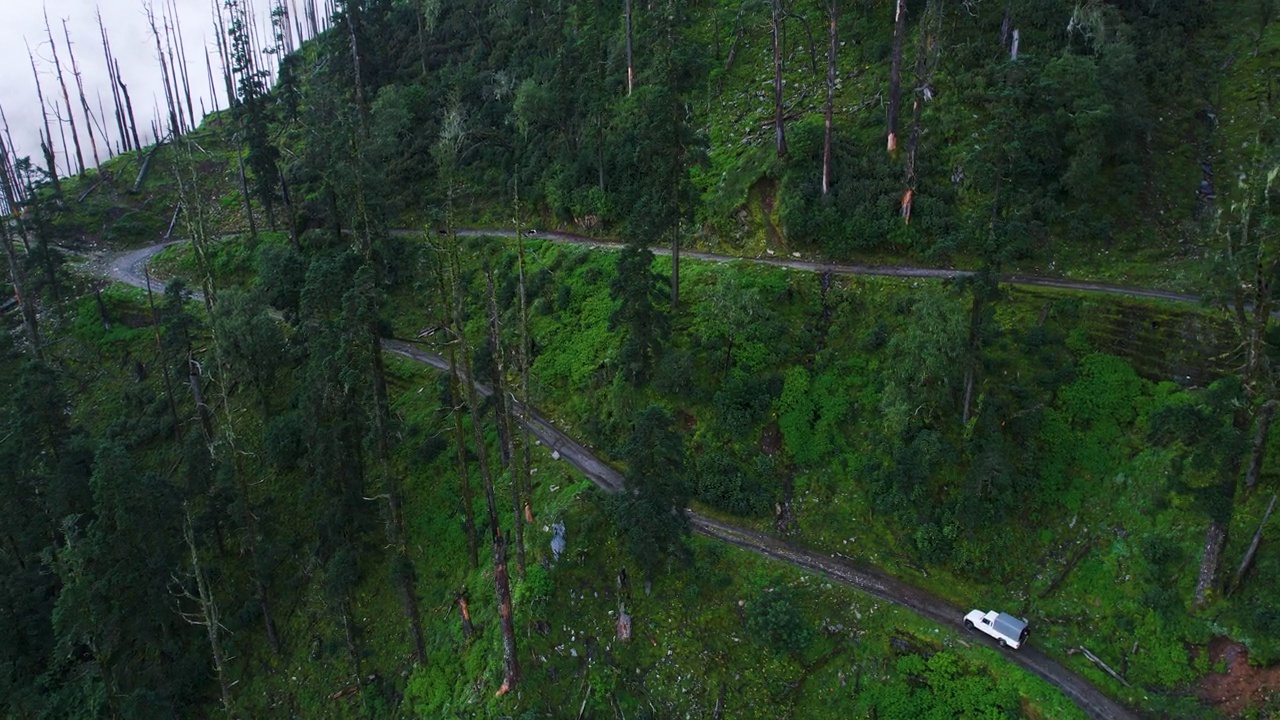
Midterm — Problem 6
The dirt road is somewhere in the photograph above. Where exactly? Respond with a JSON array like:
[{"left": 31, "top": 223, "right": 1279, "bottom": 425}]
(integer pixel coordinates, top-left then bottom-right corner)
[{"left": 99, "top": 241, "right": 1141, "bottom": 720}]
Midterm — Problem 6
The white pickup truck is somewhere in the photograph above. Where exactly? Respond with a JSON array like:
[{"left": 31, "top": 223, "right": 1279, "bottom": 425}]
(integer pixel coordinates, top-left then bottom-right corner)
[{"left": 963, "top": 609, "right": 1029, "bottom": 649}]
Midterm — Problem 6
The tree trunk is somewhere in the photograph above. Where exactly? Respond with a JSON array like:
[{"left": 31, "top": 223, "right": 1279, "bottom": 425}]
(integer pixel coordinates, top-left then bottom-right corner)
[
  {"left": 887, "top": 0, "right": 907, "bottom": 153},
  {"left": 370, "top": 331, "right": 427, "bottom": 664},
  {"left": 455, "top": 252, "right": 520, "bottom": 695},
  {"left": 1193, "top": 516, "right": 1228, "bottom": 607},
  {"left": 485, "top": 271, "right": 525, "bottom": 579},
  {"left": 146, "top": 4, "right": 182, "bottom": 140},
  {"left": 1228, "top": 493, "right": 1278, "bottom": 596},
  {"left": 448, "top": 346, "right": 480, "bottom": 569},
  {"left": 99, "top": 12, "right": 130, "bottom": 154},
  {"left": 771, "top": 0, "right": 788, "bottom": 158},
  {"left": 181, "top": 509, "right": 234, "bottom": 716},
  {"left": 63, "top": 21, "right": 101, "bottom": 170},
  {"left": 493, "top": 533, "right": 520, "bottom": 695},
  {"left": 27, "top": 43, "right": 63, "bottom": 197},
  {"left": 46, "top": 10, "right": 85, "bottom": 176},
  {"left": 117, "top": 65, "right": 143, "bottom": 159},
  {"left": 0, "top": 221, "right": 42, "bottom": 361},
  {"left": 625, "top": 0, "right": 635, "bottom": 95},
  {"left": 235, "top": 142, "right": 258, "bottom": 240},
  {"left": 822, "top": 1, "right": 837, "bottom": 197},
  {"left": 345, "top": 0, "right": 367, "bottom": 114},
  {"left": 1246, "top": 399, "right": 1277, "bottom": 490},
  {"left": 905, "top": 5, "right": 931, "bottom": 201}
]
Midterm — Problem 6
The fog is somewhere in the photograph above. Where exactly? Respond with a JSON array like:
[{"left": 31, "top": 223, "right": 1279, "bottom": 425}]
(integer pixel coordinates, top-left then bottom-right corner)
[{"left": 1, "top": 0, "right": 288, "bottom": 176}]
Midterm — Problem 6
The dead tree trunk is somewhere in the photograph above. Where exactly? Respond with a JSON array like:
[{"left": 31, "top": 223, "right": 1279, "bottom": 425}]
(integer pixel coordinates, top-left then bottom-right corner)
[
  {"left": 485, "top": 270, "right": 525, "bottom": 579},
  {"left": 904, "top": 6, "right": 931, "bottom": 209},
  {"left": 27, "top": 42, "right": 63, "bottom": 197},
  {"left": 1228, "top": 493, "right": 1278, "bottom": 596},
  {"left": 117, "top": 63, "right": 144, "bottom": 159},
  {"left": 0, "top": 144, "right": 43, "bottom": 361},
  {"left": 453, "top": 247, "right": 520, "bottom": 696},
  {"left": 99, "top": 12, "right": 130, "bottom": 154},
  {"left": 1, "top": 215, "right": 43, "bottom": 361},
  {"left": 887, "top": 0, "right": 907, "bottom": 153},
  {"left": 1194, "top": 511, "right": 1230, "bottom": 607},
  {"left": 168, "top": 0, "right": 198, "bottom": 131},
  {"left": 46, "top": 9, "right": 85, "bottom": 176},
  {"left": 447, "top": 345, "right": 480, "bottom": 569},
  {"left": 822, "top": 0, "right": 837, "bottom": 196},
  {"left": 771, "top": 0, "right": 788, "bottom": 158},
  {"left": 62, "top": 21, "right": 101, "bottom": 170},
  {"left": 625, "top": 0, "right": 635, "bottom": 95},
  {"left": 1246, "top": 399, "right": 1278, "bottom": 490},
  {"left": 515, "top": 210, "right": 536, "bottom": 528},
  {"left": 146, "top": 3, "right": 183, "bottom": 140},
  {"left": 369, "top": 330, "right": 428, "bottom": 665},
  {"left": 178, "top": 507, "right": 233, "bottom": 716}
]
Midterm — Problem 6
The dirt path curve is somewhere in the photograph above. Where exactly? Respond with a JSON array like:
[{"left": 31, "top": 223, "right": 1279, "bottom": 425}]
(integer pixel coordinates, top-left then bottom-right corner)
[
  {"left": 383, "top": 338, "right": 1139, "bottom": 720},
  {"left": 97, "top": 242, "right": 1140, "bottom": 720}
]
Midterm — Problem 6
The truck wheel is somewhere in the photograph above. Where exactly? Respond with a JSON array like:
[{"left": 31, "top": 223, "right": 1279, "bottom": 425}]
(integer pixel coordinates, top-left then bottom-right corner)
[
  {"left": 999, "top": 638, "right": 1007, "bottom": 648},
  {"left": 964, "top": 620, "right": 974, "bottom": 631}
]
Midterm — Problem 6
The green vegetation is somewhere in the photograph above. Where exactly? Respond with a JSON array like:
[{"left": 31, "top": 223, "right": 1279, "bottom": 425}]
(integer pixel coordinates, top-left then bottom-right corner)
[{"left": 2, "top": 0, "right": 1280, "bottom": 717}]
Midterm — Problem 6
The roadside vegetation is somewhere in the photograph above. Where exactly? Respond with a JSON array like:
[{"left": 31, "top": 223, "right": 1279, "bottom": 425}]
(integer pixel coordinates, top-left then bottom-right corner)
[{"left": 1, "top": 0, "right": 1279, "bottom": 717}]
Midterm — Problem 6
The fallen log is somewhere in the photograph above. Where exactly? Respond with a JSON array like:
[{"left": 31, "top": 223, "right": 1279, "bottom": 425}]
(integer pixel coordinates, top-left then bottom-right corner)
[
  {"left": 1228, "top": 493, "right": 1278, "bottom": 597},
  {"left": 1079, "top": 646, "right": 1131, "bottom": 688},
  {"left": 1039, "top": 537, "right": 1094, "bottom": 599},
  {"left": 131, "top": 143, "right": 162, "bottom": 194}
]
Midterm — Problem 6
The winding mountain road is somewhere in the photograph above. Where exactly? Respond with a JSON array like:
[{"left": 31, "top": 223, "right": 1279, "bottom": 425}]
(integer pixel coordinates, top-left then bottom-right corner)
[
  {"left": 95, "top": 236, "right": 1141, "bottom": 720},
  {"left": 454, "top": 228, "right": 1202, "bottom": 305}
]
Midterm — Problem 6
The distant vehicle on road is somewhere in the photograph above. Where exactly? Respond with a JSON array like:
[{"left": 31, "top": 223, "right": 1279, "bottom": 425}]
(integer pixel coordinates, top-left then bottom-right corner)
[{"left": 964, "top": 609, "right": 1029, "bottom": 649}]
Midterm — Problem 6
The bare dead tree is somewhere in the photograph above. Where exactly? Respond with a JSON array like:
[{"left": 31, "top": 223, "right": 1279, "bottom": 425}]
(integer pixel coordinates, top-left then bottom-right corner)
[
  {"left": 1228, "top": 493, "right": 1278, "bottom": 596},
  {"left": 174, "top": 506, "right": 234, "bottom": 715},
  {"left": 213, "top": 0, "right": 238, "bottom": 110},
  {"left": 26, "top": 40, "right": 63, "bottom": 196},
  {"left": 145, "top": 2, "right": 182, "bottom": 139},
  {"left": 61, "top": 20, "right": 102, "bottom": 171},
  {"left": 98, "top": 11, "right": 130, "bottom": 154},
  {"left": 45, "top": 9, "right": 85, "bottom": 175},
  {"left": 168, "top": 0, "right": 198, "bottom": 130},
  {"left": 116, "top": 60, "right": 144, "bottom": 158}
]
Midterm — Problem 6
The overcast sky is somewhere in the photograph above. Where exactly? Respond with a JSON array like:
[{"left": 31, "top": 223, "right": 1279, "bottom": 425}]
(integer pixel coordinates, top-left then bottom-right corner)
[{"left": 2, "top": 0, "right": 286, "bottom": 176}]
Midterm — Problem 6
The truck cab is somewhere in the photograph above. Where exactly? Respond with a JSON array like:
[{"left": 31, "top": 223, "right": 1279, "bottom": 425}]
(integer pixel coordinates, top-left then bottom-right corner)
[{"left": 964, "top": 609, "right": 1029, "bottom": 649}]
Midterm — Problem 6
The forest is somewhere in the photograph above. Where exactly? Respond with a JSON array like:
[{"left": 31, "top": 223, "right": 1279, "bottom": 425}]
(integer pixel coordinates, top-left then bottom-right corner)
[{"left": 1, "top": 0, "right": 1279, "bottom": 717}]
